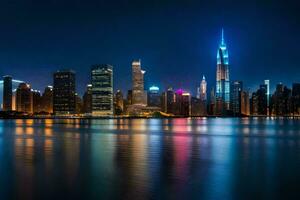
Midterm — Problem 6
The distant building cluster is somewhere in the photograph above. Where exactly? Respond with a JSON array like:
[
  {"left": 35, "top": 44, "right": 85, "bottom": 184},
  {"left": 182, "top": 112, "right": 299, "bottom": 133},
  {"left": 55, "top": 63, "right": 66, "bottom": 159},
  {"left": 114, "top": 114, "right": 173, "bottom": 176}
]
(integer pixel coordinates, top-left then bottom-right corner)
[{"left": 1, "top": 30, "right": 300, "bottom": 117}]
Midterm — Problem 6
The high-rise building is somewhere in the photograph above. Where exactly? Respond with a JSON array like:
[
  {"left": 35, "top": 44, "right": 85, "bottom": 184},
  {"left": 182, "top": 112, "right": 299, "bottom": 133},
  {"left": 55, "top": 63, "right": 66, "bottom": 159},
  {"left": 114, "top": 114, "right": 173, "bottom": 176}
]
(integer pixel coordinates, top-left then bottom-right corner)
[
  {"left": 16, "top": 83, "right": 33, "bottom": 113},
  {"left": 147, "top": 86, "right": 161, "bottom": 107},
  {"left": 270, "top": 83, "right": 292, "bottom": 116},
  {"left": 3, "top": 75, "right": 12, "bottom": 111},
  {"left": 191, "top": 97, "right": 206, "bottom": 116},
  {"left": 115, "top": 90, "right": 124, "bottom": 115},
  {"left": 75, "top": 93, "right": 83, "bottom": 114},
  {"left": 91, "top": 64, "right": 113, "bottom": 116},
  {"left": 0, "top": 78, "right": 23, "bottom": 110},
  {"left": 230, "top": 81, "right": 243, "bottom": 116},
  {"left": 251, "top": 84, "right": 268, "bottom": 116},
  {"left": 166, "top": 87, "right": 174, "bottom": 113},
  {"left": 83, "top": 84, "right": 92, "bottom": 114},
  {"left": 172, "top": 89, "right": 191, "bottom": 116},
  {"left": 208, "top": 87, "right": 216, "bottom": 115},
  {"left": 264, "top": 80, "right": 270, "bottom": 115},
  {"left": 132, "top": 59, "right": 147, "bottom": 105},
  {"left": 32, "top": 90, "right": 42, "bottom": 113},
  {"left": 199, "top": 75, "right": 207, "bottom": 101},
  {"left": 41, "top": 86, "right": 53, "bottom": 114},
  {"left": 216, "top": 29, "right": 230, "bottom": 115},
  {"left": 292, "top": 83, "right": 300, "bottom": 116},
  {"left": 53, "top": 70, "right": 76, "bottom": 115},
  {"left": 241, "top": 90, "right": 250, "bottom": 116}
]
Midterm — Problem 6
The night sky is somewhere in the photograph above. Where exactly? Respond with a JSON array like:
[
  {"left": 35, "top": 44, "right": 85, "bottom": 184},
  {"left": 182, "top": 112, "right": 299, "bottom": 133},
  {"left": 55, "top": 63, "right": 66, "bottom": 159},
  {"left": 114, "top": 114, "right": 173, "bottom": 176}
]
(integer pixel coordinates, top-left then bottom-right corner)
[{"left": 0, "top": 0, "right": 299, "bottom": 96}]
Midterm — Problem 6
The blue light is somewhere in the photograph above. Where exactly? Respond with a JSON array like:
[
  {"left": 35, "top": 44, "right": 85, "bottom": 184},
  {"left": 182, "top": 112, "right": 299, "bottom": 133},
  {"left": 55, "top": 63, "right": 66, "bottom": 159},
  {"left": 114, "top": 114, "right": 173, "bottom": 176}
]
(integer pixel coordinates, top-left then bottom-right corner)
[{"left": 149, "top": 86, "right": 159, "bottom": 91}]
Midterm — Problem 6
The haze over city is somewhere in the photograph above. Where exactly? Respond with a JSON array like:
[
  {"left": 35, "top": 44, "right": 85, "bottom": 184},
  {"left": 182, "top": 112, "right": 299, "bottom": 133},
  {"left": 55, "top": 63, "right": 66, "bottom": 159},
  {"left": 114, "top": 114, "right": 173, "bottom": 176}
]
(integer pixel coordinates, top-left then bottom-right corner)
[{"left": 0, "top": 1, "right": 299, "bottom": 95}]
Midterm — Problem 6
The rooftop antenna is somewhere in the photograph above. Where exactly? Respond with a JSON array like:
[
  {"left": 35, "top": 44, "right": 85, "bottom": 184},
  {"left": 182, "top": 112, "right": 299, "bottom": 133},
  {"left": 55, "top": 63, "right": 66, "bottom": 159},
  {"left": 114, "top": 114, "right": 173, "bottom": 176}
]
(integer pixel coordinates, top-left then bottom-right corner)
[{"left": 221, "top": 28, "right": 224, "bottom": 45}]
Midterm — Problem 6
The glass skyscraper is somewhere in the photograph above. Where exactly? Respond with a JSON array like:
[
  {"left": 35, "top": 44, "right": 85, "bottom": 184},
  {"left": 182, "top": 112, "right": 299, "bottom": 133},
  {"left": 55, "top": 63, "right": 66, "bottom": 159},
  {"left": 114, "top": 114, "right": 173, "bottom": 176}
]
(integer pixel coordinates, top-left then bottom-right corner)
[
  {"left": 53, "top": 70, "right": 76, "bottom": 115},
  {"left": 91, "top": 64, "right": 113, "bottom": 116},
  {"left": 216, "top": 29, "right": 230, "bottom": 114},
  {"left": 132, "top": 59, "right": 147, "bottom": 105}
]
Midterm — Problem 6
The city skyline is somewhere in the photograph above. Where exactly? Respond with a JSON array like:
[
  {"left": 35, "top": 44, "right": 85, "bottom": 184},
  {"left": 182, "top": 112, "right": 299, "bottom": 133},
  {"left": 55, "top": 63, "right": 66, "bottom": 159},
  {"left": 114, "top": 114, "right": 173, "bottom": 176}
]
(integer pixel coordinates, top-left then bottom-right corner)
[{"left": 0, "top": 1, "right": 299, "bottom": 96}]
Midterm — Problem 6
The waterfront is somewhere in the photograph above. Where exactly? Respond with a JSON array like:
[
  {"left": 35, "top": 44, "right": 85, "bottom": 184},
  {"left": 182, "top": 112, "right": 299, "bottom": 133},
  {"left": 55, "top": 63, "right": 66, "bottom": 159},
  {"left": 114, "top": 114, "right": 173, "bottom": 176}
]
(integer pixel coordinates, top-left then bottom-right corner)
[{"left": 0, "top": 118, "right": 300, "bottom": 199}]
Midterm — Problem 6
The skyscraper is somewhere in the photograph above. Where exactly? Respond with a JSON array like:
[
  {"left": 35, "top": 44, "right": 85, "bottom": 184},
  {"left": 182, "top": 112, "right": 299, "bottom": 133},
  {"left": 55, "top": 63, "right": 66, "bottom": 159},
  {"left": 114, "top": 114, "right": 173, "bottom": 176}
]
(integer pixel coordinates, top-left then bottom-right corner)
[
  {"left": 0, "top": 78, "right": 23, "bottom": 110},
  {"left": 251, "top": 84, "right": 268, "bottom": 116},
  {"left": 270, "top": 83, "right": 292, "bottom": 116},
  {"left": 199, "top": 75, "right": 207, "bottom": 101},
  {"left": 264, "top": 80, "right": 270, "bottom": 115},
  {"left": 241, "top": 90, "right": 250, "bottom": 116},
  {"left": 41, "top": 86, "right": 53, "bottom": 114},
  {"left": 115, "top": 90, "right": 124, "bottom": 115},
  {"left": 91, "top": 64, "right": 113, "bottom": 116},
  {"left": 216, "top": 29, "right": 230, "bottom": 115},
  {"left": 3, "top": 75, "right": 12, "bottom": 111},
  {"left": 16, "top": 83, "right": 33, "bottom": 114},
  {"left": 32, "top": 90, "right": 42, "bottom": 113},
  {"left": 292, "top": 83, "right": 300, "bottom": 116},
  {"left": 132, "top": 59, "right": 147, "bottom": 105},
  {"left": 172, "top": 89, "right": 191, "bottom": 116},
  {"left": 147, "top": 86, "right": 161, "bottom": 107},
  {"left": 230, "top": 81, "right": 243, "bottom": 116},
  {"left": 83, "top": 84, "right": 92, "bottom": 114},
  {"left": 53, "top": 70, "right": 76, "bottom": 115}
]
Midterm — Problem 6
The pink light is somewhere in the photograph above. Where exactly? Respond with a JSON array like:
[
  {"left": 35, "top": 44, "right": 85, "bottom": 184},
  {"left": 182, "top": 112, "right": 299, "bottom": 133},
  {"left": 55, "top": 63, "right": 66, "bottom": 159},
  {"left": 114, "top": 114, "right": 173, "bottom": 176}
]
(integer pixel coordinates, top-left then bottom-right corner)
[{"left": 176, "top": 89, "right": 183, "bottom": 95}]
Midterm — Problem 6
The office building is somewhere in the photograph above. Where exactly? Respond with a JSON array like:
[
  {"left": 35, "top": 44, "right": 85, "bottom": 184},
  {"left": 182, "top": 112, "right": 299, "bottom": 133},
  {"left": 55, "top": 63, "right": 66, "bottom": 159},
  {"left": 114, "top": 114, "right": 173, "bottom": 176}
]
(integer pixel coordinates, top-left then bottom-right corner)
[
  {"left": 172, "top": 89, "right": 191, "bottom": 116},
  {"left": 147, "top": 86, "right": 161, "bottom": 107},
  {"left": 264, "top": 80, "right": 270, "bottom": 115},
  {"left": 91, "top": 64, "right": 113, "bottom": 116},
  {"left": 53, "top": 70, "right": 76, "bottom": 115},
  {"left": 32, "top": 90, "right": 42, "bottom": 113},
  {"left": 16, "top": 83, "right": 33, "bottom": 113},
  {"left": 83, "top": 84, "right": 92, "bottom": 114},
  {"left": 230, "top": 81, "right": 243, "bottom": 116},
  {"left": 2, "top": 75, "right": 12, "bottom": 111},
  {"left": 115, "top": 90, "right": 124, "bottom": 115},
  {"left": 270, "top": 83, "right": 291, "bottom": 116},
  {"left": 240, "top": 90, "right": 250, "bottom": 116},
  {"left": 199, "top": 75, "right": 207, "bottom": 101},
  {"left": 251, "top": 84, "right": 268, "bottom": 115},
  {"left": 132, "top": 59, "right": 147, "bottom": 105},
  {"left": 41, "top": 86, "right": 53, "bottom": 114},
  {"left": 292, "top": 83, "right": 300, "bottom": 116}
]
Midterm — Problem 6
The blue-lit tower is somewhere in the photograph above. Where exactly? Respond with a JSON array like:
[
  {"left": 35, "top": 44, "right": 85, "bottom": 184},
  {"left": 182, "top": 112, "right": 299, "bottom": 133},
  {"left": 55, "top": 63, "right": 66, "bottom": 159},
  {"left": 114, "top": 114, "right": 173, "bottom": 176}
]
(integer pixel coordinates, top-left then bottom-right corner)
[{"left": 216, "top": 29, "right": 230, "bottom": 114}]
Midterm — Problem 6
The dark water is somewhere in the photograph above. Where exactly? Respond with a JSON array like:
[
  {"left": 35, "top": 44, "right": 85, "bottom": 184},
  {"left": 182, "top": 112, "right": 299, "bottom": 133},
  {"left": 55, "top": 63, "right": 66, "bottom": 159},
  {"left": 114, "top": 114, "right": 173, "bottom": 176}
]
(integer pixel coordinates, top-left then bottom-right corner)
[{"left": 0, "top": 118, "right": 300, "bottom": 199}]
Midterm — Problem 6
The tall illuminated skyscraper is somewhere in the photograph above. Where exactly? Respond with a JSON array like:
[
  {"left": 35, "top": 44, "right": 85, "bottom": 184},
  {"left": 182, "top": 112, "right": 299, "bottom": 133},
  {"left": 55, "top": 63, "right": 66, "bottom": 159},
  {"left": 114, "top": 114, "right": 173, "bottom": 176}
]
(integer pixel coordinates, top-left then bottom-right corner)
[
  {"left": 200, "top": 75, "right": 207, "bottom": 101},
  {"left": 132, "top": 59, "right": 147, "bottom": 105},
  {"left": 91, "top": 64, "right": 113, "bottom": 116},
  {"left": 216, "top": 29, "right": 230, "bottom": 114},
  {"left": 264, "top": 80, "right": 270, "bottom": 115}
]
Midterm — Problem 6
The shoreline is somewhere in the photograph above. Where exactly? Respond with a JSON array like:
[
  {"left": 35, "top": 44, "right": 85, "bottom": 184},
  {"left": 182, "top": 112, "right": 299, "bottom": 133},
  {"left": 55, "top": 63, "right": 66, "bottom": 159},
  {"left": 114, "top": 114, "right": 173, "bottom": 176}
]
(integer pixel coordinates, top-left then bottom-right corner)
[{"left": 1, "top": 115, "right": 300, "bottom": 120}]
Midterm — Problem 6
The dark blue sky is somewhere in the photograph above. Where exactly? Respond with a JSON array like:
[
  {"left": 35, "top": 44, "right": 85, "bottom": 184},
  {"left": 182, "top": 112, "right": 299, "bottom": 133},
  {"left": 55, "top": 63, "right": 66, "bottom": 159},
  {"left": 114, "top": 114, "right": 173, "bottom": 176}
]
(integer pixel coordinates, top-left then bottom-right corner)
[{"left": 0, "top": 0, "right": 299, "bottom": 96}]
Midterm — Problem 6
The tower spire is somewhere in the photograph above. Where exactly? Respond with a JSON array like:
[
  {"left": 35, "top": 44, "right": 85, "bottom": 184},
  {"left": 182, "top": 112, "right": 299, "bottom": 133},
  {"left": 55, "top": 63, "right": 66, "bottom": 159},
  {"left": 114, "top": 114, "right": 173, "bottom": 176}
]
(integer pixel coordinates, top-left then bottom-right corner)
[{"left": 221, "top": 28, "right": 224, "bottom": 45}]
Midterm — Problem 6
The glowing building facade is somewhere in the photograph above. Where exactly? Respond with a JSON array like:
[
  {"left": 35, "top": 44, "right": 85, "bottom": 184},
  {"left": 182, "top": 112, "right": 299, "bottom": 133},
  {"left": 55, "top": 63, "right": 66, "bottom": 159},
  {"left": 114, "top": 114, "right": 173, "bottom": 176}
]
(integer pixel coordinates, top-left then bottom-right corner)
[
  {"left": 216, "top": 29, "right": 230, "bottom": 114},
  {"left": 16, "top": 83, "right": 33, "bottom": 113},
  {"left": 91, "top": 64, "right": 113, "bottom": 116},
  {"left": 147, "top": 86, "right": 161, "bottom": 107},
  {"left": 200, "top": 75, "right": 207, "bottom": 101},
  {"left": 132, "top": 59, "right": 147, "bottom": 105}
]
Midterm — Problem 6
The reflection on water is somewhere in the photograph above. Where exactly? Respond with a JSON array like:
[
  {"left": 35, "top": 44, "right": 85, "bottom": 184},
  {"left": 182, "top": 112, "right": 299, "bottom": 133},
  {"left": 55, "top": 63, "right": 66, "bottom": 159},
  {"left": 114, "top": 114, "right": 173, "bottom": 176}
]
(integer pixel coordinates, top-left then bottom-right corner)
[{"left": 0, "top": 118, "right": 300, "bottom": 199}]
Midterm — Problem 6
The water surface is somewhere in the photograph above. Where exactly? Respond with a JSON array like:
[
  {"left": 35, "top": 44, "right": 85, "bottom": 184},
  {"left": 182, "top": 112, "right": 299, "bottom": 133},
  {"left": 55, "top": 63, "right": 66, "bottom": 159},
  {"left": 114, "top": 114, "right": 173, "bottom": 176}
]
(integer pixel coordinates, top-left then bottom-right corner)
[{"left": 0, "top": 118, "right": 300, "bottom": 199}]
